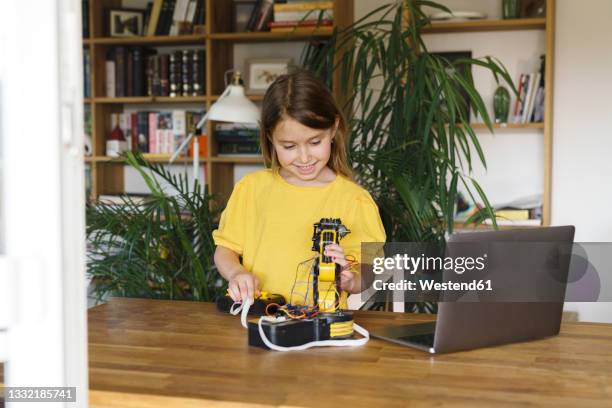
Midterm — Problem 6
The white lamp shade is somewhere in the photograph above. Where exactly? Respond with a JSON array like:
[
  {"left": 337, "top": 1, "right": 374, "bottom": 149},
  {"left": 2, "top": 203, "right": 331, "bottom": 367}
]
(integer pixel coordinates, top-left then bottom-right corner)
[{"left": 208, "top": 85, "right": 260, "bottom": 124}]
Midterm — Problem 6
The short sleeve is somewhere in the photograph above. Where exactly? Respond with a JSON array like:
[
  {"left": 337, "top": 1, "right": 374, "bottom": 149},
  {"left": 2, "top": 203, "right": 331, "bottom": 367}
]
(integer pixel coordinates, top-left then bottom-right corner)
[
  {"left": 343, "top": 191, "right": 386, "bottom": 266},
  {"left": 212, "top": 179, "right": 248, "bottom": 255}
]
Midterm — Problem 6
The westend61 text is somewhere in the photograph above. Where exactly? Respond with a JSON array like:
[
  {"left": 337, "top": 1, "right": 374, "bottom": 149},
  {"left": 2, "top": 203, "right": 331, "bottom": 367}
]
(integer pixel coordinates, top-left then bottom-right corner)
[{"left": 373, "top": 279, "right": 493, "bottom": 292}]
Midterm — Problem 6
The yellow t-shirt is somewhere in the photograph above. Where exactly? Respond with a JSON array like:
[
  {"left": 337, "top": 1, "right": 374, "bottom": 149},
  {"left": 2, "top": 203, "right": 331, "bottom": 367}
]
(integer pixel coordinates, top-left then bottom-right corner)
[{"left": 212, "top": 168, "right": 386, "bottom": 305}]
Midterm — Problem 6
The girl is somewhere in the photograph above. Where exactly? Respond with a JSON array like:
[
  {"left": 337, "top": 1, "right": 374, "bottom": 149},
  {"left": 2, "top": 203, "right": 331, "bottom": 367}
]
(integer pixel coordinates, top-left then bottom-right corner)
[{"left": 213, "top": 70, "right": 386, "bottom": 306}]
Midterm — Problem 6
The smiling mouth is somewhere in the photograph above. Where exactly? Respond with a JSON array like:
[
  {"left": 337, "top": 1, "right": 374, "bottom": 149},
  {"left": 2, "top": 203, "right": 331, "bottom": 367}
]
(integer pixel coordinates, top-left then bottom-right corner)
[{"left": 295, "top": 163, "right": 317, "bottom": 173}]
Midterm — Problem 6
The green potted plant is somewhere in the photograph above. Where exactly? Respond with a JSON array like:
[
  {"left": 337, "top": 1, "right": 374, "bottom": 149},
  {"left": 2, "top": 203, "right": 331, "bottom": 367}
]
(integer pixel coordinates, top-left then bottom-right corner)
[
  {"left": 86, "top": 152, "right": 224, "bottom": 303},
  {"left": 303, "top": 1, "right": 515, "bottom": 311}
]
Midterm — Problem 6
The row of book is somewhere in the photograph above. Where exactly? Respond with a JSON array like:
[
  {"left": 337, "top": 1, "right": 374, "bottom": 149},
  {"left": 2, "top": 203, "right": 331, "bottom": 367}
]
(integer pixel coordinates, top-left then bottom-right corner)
[
  {"left": 104, "top": 48, "right": 205, "bottom": 98},
  {"left": 110, "top": 110, "right": 205, "bottom": 156},
  {"left": 143, "top": 0, "right": 205, "bottom": 36},
  {"left": 513, "top": 55, "right": 546, "bottom": 124},
  {"left": 245, "top": 0, "right": 334, "bottom": 32},
  {"left": 215, "top": 123, "right": 260, "bottom": 155}
]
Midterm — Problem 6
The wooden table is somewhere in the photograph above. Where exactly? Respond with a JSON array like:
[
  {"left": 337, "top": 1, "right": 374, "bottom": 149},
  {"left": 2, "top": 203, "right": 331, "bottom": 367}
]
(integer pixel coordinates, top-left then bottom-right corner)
[{"left": 89, "top": 298, "right": 612, "bottom": 408}]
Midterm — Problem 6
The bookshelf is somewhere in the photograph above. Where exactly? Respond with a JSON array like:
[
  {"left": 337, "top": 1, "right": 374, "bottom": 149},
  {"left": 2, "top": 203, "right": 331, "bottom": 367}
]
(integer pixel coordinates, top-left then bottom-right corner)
[
  {"left": 83, "top": 0, "right": 354, "bottom": 202},
  {"left": 424, "top": 0, "right": 555, "bottom": 229}
]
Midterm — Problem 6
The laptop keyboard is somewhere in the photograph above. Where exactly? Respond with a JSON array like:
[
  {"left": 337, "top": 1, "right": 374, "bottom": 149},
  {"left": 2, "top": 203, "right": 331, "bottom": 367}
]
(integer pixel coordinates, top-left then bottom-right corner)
[{"left": 397, "top": 333, "right": 435, "bottom": 347}]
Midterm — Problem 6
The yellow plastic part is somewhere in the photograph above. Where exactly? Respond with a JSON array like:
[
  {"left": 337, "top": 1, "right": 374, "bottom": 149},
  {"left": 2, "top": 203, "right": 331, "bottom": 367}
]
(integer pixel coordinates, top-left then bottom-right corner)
[{"left": 330, "top": 321, "right": 354, "bottom": 338}]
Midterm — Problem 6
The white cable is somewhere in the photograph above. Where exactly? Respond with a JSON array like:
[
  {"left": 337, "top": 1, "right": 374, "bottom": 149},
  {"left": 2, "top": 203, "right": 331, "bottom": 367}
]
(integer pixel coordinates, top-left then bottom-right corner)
[
  {"left": 230, "top": 297, "right": 253, "bottom": 329},
  {"left": 257, "top": 317, "right": 370, "bottom": 352}
]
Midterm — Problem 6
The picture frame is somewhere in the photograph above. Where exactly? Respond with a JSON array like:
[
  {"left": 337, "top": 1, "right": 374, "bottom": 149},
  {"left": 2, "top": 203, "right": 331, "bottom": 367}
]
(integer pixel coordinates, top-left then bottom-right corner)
[
  {"left": 109, "top": 9, "right": 144, "bottom": 37},
  {"left": 245, "top": 58, "right": 293, "bottom": 95},
  {"left": 233, "top": 0, "right": 258, "bottom": 32}
]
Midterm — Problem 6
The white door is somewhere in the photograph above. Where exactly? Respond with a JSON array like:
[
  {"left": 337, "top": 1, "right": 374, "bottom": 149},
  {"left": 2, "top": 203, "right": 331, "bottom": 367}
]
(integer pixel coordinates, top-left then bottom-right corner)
[{"left": 0, "top": 0, "right": 88, "bottom": 406}]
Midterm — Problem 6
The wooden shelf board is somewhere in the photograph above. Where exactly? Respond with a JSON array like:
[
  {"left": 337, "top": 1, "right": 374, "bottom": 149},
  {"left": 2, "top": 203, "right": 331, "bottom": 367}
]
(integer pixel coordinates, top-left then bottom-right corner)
[
  {"left": 422, "top": 18, "right": 546, "bottom": 34},
  {"left": 93, "top": 155, "right": 207, "bottom": 164},
  {"left": 88, "top": 34, "right": 206, "bottom": 45},
  {"left": 84, "top": 98, "right": 92, "bottom": 103},
  {"left": 470, "top": 122, "right": 545, "bottom": 130},
  {"left": 209, "top": 30, "right": 333, "bottom": 42},
  {"left": 93, "top": 96, "right": 207, "bottom": 104},
  {"left": 211, "top": 156, "right": 264, "bottom": 164}
]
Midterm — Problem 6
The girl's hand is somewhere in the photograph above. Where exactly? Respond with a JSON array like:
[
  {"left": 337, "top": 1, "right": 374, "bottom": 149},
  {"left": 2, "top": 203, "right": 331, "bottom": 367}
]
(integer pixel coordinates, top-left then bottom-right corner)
[
  {"left": 228, "top": 272, "right": 259, "bottom": 302},
  {"left": 324, "top": 244, "right": 359, "bottom": 293}
]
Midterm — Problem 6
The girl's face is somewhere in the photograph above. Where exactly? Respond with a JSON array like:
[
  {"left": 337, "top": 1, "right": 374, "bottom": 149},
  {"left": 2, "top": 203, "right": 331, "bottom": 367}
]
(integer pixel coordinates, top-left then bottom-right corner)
[{"left": 272, "top": 116, "right": 337, "bottom": 184}]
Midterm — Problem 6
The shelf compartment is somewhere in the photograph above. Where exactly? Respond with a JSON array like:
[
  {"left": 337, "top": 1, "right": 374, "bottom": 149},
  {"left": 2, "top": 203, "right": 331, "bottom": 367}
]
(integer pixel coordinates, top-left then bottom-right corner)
[{"left": 422, "top": 18, "right": 546, "bottom": 34}]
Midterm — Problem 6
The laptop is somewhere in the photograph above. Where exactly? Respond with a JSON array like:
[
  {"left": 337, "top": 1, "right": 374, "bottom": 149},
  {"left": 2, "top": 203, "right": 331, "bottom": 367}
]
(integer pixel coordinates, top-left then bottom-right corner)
[{"left": 369, "top": 226, "right": 576, "bottom": 353}]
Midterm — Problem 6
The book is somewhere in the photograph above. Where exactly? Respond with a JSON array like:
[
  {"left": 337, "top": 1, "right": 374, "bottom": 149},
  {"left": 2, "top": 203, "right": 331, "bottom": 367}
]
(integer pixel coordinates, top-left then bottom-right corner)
[
  {"left": 169, "top": 0, "right": 190, "bottom": 35},
  {"left": 525, "top": 72, "right": 540, "bottom": 123},
  {"left": 273, "top": 1, "right": 334, "bottom": 12},
  {"left": 137, "top": 111, "right": 150, "bottom": 152},
  {"left": 185, "top": 0, "right": 197, "bottom": 32},
  {"left": 172, "top": 110, "right": 187, "bottom": 152},
  {"left": 126, "top": 49, "right": 134, "bottom": 97},
  {"left": 181, "top": 50, "right": 192, "bottom": 96},
  {"left": 130, "top": 112, "right": 139, "bottom": 152},
  {"left": 160, "top": 54, "right": 170, "bottom": 96},
  {"left": 157, "top": 112, "right": 173, "bottom": 153},
  {"left": 132, "top": 47, "right": 145, "bottom": 96},
  {"left": 494, "top": 209, "right": 530, "bottom": 221},
  {"left": 246, "top": 0, "right": 262, "bottom": 31},
  {"left": 512, "top": 73, "right": 524, "bottom": 120},
  {"left": 192, "top": 50, "right": 204, "bottom": 95},
  {"left": 147, "top": 0, "right": 165, "bottom": 36},
  {"left": 143, "top": 2, "right": 154, "bottom": 34},
  {"left": 252, "top": 0, "right": 274, "bottom": 31},
  {"left": 105, "top": 58, "right": 116, "bottom": 97},
  {"left": 115, "top": 46, "right": 126, "bottom": 97},
  {"left": 83, "top": 49, "right": 91, "bottom": 98},
  {"left": 169, "top": 51, "right": 181, "bottom": 97},
  {"left": 82, "top": 0, "right": 89, "bottom": 37},
  {"left": 149, "top": 112, "right": 159, "bottom": 153}
]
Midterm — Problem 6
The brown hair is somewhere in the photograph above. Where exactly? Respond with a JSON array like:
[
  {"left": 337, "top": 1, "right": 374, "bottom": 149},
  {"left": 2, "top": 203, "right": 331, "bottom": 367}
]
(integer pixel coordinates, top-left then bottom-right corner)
[{"left": 260, "top": 70, "right": 352, "bottom": 179}]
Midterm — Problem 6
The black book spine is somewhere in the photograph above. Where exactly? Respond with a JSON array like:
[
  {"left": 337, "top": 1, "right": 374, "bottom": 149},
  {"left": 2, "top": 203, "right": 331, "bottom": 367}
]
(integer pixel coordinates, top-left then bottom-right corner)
[
  {"left": 133, "top": 47, "right": 144, "bottom": 96},
  {"left": 126, "top": 49, "right": 134, "bottom": 97},
  {"left": 165, "top": 0, "right": 177, "bottom": 35},
  {"left": 169, "top": 51, "right": 181, "bottom": 97},
  {"left": 152, "top": 55, "right": 161, "bottom": 96},
  {"left": 195, "top": 0, "right": 205, "bottom": 25},
  {"left": 160, "top": 54, "right": 169, "bottom": 96},
  {"left": 137, "top": 111, "right": 150, "bottom": 152},
  {"left": 192, "top": 50, "right": 204, "bottom": 96},
  {"left": 82, "top": 0, "right": 89, "bottom": 37},
  {"left": 115, "top": 47, "right": 126, "bottom": 97},
  {"left": 181, "top": 50, "right": 192, "bottom": 96},
  {"left": 193, "top": 0, "right": 203, "bottom": 26}
]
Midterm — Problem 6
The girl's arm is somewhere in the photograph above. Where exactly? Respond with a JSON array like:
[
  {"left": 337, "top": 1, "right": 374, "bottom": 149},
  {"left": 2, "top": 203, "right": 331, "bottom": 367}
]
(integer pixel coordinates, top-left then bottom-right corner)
[{"left": 214, "top": 246, "right": 259, "bottom": 301}]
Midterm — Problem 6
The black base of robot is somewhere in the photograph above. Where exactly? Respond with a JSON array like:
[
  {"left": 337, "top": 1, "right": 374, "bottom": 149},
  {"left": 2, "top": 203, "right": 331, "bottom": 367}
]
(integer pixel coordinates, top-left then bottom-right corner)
[{"left": 248, "top": 311, "right": 354, "bottom": 349}]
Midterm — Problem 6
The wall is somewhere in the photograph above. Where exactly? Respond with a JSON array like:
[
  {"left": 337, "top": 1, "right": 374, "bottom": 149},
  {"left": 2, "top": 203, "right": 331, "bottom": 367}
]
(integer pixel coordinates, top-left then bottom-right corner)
[
  {"left": 552, "top": 0, "right": 612, "bottom": 322},
  {"left": 355, "top": 0, "right": 612, "bottom": 322}
]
